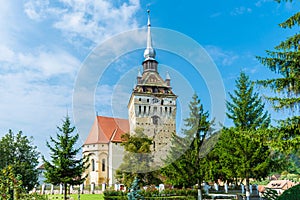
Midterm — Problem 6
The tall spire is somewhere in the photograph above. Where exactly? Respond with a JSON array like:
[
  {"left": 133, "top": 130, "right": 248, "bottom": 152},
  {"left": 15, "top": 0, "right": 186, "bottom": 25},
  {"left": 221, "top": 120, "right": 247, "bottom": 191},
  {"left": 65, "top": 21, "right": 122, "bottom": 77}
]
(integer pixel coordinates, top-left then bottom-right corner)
[{"left": 143, "top": 9, "right": 156, "bottom": 61}]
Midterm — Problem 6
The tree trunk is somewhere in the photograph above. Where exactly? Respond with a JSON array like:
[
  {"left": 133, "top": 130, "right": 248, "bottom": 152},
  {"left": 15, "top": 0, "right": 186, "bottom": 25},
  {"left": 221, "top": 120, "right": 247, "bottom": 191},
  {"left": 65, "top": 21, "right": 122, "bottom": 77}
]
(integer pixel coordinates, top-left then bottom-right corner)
[
  {"left": 197, "top": 178, "right": 202, "bottom": 200},
  {"left": 64, "top": 183, "right": 67, "bottom": 200}
]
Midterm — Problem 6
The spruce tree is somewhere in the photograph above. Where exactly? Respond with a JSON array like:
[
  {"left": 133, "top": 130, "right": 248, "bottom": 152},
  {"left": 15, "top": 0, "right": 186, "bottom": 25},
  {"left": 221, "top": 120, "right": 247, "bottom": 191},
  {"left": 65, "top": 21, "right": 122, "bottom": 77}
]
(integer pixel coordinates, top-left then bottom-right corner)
[
  {"left": 226, "top": 71, "right": 270, "bottom": 130},
  {"left": 256, "top": 0, "right": 300, "bottom": 157},
  {"left": 216, "top": 72, "right": 274, "bottom": 199},
  {"left": 43, "top": 116, "right": 88, "bottom": 200}
]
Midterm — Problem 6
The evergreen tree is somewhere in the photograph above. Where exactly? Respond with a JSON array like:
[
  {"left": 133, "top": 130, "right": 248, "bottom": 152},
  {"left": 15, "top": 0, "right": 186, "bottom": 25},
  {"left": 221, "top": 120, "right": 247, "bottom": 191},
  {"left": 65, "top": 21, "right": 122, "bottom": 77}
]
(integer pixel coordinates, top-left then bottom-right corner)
[
  {"left": 115, "top": 128, "right": 160, "bottom": 187},
  {"left": 43, "top": 116, "right": 88, "bottom": 200},
  {"left": 0, "top": 130, "right": 39, "bottom": 191},
  {"left": 226, "top": 71, "right": 270, "bottom": 130},
  {"left": 214, "top": 72, "right": 276, "bottom": 199},
  {"left": 256, "top": 0, "right": 300, "bottom": 163},
  {"left": 161, "top": 94, "right": 212, "bottom": 200},
  {"left": 256, "top": 0, "right": 300, "bottom": 111}
]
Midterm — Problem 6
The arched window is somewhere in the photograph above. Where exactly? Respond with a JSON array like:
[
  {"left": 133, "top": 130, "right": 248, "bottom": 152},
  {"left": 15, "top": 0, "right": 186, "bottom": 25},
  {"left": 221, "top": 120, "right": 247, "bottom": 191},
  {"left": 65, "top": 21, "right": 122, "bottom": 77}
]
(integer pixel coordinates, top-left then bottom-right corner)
[
  {"left": 102, "top": 159, "right": 106, "bottom": 172},
  {"left": 91, "top": 159, "right": 95, "bottom": 171}
]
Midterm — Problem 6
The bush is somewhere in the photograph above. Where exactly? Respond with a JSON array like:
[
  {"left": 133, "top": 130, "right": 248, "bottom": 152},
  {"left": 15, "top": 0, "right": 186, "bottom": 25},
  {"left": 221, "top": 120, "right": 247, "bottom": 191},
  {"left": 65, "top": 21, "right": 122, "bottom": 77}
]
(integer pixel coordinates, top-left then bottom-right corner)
[
  {"left": 104, "top": 188, "right": 211, "bottom": 200},
  {"left": 277, "top": 184, "right": 300, "bottom": 200},
  {"left": 104, "top": 190, "right": 128, "bottom": 200}
]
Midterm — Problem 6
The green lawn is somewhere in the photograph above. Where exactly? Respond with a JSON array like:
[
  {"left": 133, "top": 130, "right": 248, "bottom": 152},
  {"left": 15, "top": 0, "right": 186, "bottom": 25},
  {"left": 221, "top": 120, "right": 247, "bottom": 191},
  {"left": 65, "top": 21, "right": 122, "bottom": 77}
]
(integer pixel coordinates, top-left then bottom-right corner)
[{"left": 47, "top": 194, "right": 104, "bottom": 200}]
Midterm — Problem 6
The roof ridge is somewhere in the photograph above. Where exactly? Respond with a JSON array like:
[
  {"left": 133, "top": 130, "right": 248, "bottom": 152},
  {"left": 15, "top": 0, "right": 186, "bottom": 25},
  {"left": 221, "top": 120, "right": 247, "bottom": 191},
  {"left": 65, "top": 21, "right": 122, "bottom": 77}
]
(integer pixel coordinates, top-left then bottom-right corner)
[
  {"left": 97, "top": 115, "right": 128, "bottom": 120},
  {"left": 110, "top": 128, "right": 118, "bottom": 141}
]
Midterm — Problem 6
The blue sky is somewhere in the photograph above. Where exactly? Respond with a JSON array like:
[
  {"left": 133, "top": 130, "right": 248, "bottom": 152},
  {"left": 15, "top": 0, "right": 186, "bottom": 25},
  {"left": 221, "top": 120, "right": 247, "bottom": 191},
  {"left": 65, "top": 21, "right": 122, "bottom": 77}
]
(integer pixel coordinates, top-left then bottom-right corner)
[{"left": 0, "top": 0, "right": 299, "bottom": 157}]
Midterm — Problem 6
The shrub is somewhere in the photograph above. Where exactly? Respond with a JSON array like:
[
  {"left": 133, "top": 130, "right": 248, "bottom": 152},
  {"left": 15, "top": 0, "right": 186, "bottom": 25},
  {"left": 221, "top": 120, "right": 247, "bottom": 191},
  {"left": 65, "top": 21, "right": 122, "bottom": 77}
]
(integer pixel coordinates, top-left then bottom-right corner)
[{"left": 277, "top": 184, "right": 300, "bottom": 200}]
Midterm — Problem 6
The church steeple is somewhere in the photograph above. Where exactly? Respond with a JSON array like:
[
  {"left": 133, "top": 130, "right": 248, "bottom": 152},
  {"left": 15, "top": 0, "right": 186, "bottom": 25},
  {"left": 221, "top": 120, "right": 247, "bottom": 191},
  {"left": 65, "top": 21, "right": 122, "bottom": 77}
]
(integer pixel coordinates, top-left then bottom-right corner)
[
  {"left": 142, "top": 10, "right": 158, "bottom": 73},
  {"left": 143, "top": 10, "right": 156, "bottom": 61}
]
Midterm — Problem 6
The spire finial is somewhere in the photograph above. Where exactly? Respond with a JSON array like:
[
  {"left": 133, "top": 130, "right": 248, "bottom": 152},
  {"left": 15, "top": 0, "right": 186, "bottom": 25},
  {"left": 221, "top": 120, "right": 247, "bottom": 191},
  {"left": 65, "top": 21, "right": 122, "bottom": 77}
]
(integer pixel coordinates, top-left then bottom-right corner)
[
  {"left": 147, "top": 9, "right": 151, "bottom": 26},
  {"left": 143, "top": 9, "right": 156, "bottom": 61}
]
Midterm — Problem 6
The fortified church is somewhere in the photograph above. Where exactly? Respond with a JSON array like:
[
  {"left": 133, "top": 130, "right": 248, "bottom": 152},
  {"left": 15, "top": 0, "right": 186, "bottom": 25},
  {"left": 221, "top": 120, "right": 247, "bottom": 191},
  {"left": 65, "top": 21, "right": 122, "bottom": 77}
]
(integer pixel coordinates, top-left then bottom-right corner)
[{"left": 83, "top": 11, "right": 177, "bottom": 186}]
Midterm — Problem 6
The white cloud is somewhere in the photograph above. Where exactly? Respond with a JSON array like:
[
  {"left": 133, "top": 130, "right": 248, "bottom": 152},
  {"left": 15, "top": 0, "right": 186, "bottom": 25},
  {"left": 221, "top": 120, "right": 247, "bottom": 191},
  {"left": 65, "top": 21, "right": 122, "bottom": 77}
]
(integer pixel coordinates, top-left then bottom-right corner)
[
  {"left": 230, "top": 6, "right": 252, "bottom": 16},
  {"left": 205, "top": 45, "right": 239, "bottom": 67},
  {"left": 0, "top": 45, "right": 15, "bottom": 63},
  {"left": 24, "top": 0, "right": 50, "bottom": 21},
  {"left": 255, "top": 0, "right": 272, "bottom": 7},
  {"left": 24, "top": 0, "right": 141, "bottom": 47}
]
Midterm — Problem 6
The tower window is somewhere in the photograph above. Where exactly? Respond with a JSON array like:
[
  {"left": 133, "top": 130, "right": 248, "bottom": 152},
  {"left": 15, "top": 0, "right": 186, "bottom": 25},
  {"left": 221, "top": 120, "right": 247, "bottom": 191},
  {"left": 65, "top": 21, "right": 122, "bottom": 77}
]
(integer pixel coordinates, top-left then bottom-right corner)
[
  {"left": 165, "top": 107, "right": 167, "bottom": 113},
  {"left": 152, "top": 115, "right": 160, "bottom": 125},
  {"left": 147, "top": 99, "right": 149, "bottom": 103},
  {"left": 169, "top": 107, "right": 172, "bottom": 114},
  {"left": 91, "top": 159, "right": 95, "bottom": 171},
  {"left": 139, "top": 98, "right": 141, "bottom": 101},
  {"left": 102, "top": 159, "right": 106, "bottom": 172},
  {"left": 161, "top": 100, "right": 164, "bottom": 105},
  {"left": 144, "top": 106, "right": 146, "bottom": 114},
  {"left": 138, "top": 106, "right": 141, "bottom": 115}
]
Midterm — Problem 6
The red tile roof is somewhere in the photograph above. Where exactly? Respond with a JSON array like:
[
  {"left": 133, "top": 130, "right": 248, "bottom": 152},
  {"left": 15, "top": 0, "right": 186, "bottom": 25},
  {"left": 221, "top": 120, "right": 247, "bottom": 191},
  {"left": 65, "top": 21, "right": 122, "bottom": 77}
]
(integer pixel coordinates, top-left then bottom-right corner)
[{"left": 84, "top": 116, "right": 129, "bottom": 145}]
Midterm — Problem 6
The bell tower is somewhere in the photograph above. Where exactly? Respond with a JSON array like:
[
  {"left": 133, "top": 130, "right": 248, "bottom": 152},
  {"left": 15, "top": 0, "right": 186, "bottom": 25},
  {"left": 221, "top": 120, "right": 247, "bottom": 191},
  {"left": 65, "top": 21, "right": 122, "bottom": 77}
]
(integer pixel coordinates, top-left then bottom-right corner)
[{"left": 128, "top": 10, "right": 177, "bottom": 164}]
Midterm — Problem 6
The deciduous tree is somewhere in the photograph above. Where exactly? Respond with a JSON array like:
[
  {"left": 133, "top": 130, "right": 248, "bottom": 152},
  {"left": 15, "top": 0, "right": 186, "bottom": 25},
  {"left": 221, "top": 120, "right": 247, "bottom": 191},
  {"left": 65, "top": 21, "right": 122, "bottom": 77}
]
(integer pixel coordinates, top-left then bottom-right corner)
[
  {"left": 0, "top": 130, "right": 39, "bottom": 191},
  {"left": 161, "top": 94, "right": 212, "bottom": 200}
]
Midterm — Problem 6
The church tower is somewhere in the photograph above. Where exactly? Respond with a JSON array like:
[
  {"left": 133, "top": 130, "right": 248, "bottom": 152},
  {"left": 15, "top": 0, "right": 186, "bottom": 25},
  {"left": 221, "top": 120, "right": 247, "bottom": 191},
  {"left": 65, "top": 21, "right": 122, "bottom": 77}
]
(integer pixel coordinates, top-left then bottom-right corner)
[{"left": 128, "top": 10, "right": 177, "bottom": 163}]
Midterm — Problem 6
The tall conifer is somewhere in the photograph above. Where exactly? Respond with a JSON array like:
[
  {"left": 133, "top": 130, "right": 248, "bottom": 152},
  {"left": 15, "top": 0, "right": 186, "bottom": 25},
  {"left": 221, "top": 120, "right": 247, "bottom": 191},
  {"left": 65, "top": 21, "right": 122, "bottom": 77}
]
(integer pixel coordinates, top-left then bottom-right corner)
[
  {"left": 43, "top": 116, "right": 88, "bottom": 200},
  {"left": 256, "top": 0, "right": 300, "bottom": 161}
]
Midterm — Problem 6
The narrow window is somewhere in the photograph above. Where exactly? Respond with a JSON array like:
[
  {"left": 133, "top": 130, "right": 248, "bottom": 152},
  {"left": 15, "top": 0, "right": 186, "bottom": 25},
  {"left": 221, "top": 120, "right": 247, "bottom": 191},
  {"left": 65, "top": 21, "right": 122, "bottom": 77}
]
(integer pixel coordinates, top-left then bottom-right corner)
[
  {"left": 91, "top": 159, "right": 95, "bottom": 171},
  {"left": 102, "top": 159, "right": 106, "bottom": 172},
  {"left": 169, "top": 107, "right": 172, "bottom": 114},
  {"left": 138, "top": 106, "right": 141, "bottom": 115},
  {"left": 144, "top": 106, "right": 146, "bottom": 114}
]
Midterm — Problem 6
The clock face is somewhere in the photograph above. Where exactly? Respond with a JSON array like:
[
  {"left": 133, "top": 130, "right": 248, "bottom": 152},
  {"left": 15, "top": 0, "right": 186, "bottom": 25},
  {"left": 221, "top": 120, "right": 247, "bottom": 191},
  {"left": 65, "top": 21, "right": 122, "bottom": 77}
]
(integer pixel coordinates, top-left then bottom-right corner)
[{"left": 152, "top": 97, "right": 160, "bottom": 104}]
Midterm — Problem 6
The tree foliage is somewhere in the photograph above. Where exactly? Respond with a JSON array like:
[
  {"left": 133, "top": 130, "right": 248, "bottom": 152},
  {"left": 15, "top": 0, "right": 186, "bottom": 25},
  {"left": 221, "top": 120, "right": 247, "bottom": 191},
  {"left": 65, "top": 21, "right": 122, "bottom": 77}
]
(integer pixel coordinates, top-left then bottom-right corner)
[
  {"left": 161, "top": 93, "right": 212, "bottom": 188},
  {"left": 115, "top": 128, "right": 160, "bottom": 187},
  {"left": 210, "top": 72, "right": 278, "bottom": 194},
  {"left": 43, "top": 116, "right": 88, "bottom": 200},
  {"left": 226, "top": 71, "right": 270, "bottom": 130},
  {"left": 256, "top": 0, "right": 300, "bottom": 172},
  {"left": 0, "top": 165, "right": 22, "bottom": 200},
  {"left": 277, "top": 183, "right": 300, "bottom": 200},
  {"left": 256, "top": 0, "right": 300, "bottom": 110},
  {"left": 0, "top": 130, "right": 39, "bottom": 191}
]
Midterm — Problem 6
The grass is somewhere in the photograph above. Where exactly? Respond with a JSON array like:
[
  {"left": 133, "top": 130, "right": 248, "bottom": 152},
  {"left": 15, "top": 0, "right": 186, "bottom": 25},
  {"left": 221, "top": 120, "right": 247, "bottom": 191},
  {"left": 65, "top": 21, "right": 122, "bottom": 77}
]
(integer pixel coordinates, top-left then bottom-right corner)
[{"left": 47, "top": 194, "right": 104, "bottom": 200}]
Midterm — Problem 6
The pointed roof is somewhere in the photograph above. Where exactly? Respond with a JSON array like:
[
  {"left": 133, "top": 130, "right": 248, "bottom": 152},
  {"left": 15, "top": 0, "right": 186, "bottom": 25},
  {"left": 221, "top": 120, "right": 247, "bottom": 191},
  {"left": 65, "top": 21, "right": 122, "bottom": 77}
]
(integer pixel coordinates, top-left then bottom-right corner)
[
  {"left": 166, "top": 71, "right": 171, "bottom": 80},
  {"left": 143, "top": 10, "right": 156, "bottom": 61},
  {"left": 84, "top": 116, "right": 129, "bottom": 144}
]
